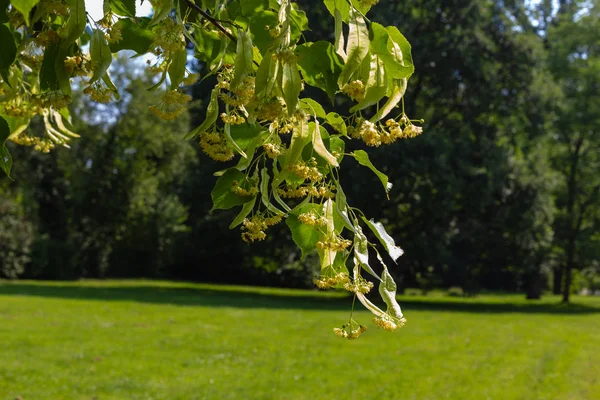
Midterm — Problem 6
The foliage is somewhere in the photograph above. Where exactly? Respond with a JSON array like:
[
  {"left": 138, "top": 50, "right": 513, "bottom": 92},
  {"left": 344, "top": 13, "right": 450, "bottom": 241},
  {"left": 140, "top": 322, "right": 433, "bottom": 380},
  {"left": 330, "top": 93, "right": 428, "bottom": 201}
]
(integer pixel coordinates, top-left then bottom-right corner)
[
  {"left": 1, "top": 280, "right": 600, "bottom": 399},
  {"left": 0, "top": 192, "right": 34, "bottom": 278},
  {"left": 0, "top": 0, "right": 426, "bottom": 335}
]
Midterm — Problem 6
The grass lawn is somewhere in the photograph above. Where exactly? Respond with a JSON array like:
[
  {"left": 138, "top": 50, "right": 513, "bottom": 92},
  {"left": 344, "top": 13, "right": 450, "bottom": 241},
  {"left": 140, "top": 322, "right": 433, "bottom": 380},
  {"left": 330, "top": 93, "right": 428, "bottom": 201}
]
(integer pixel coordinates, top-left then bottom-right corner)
[{"left": 0, "top": 280, "right": 599, "bottom": 400}]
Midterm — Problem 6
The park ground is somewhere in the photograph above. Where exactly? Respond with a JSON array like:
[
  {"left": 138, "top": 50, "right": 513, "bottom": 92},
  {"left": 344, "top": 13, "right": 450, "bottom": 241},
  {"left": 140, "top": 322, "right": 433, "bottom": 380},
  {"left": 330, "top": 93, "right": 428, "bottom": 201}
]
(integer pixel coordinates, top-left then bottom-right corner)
[{"left": 0, "top": 280, "right": 599, "bottom": 400}]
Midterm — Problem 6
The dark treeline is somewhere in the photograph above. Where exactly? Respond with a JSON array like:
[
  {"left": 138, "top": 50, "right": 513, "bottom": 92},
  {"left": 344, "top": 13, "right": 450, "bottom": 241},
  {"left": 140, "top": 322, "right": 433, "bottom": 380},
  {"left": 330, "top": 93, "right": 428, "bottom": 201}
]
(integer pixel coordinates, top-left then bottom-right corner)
[{"left": 1, "top": 0, "right": 599, "bottom": 300}]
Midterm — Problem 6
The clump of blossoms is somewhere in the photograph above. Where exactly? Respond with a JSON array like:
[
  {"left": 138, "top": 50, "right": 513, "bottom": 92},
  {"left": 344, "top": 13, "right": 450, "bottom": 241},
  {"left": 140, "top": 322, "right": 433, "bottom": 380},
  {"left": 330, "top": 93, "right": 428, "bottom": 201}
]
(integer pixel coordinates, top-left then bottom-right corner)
[
  {"left": 349, "top": 115, "right": 424, "bottom": 147},
  {"left": 334, "top": 322, "right": 368, "bottom": 339},
  {"left": 149, "top": 90, "right": 192, "bottom": 120},
  {"left": 199, "top": 132, "right": 234, "bottom": 161},
  {"left": 373, "top": 314, "right": 407, "bottom": 332},
  {"left": 241, "top": 214, "right": 283, "bottom": 243}
]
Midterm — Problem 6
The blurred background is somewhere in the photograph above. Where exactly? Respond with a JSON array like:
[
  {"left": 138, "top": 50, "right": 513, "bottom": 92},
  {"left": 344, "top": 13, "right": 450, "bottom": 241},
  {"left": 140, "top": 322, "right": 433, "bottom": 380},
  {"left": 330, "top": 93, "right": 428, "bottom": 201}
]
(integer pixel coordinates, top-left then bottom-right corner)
[{"left": 1, "top": 0, "right": 600, "bottom": 302}]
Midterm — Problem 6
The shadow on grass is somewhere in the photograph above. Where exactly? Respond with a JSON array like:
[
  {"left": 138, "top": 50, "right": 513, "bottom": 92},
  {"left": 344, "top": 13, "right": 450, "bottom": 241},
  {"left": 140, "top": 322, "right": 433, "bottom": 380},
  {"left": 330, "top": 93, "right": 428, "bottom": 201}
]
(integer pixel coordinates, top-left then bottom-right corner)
[{"left": 0, "top": 283, "right": 599, "bottom": 314}]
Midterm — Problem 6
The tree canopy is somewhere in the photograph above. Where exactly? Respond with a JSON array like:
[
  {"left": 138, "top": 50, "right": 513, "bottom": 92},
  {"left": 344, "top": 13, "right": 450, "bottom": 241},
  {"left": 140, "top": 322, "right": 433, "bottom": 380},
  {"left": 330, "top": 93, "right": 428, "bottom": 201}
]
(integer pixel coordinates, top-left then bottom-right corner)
[{"left": 0, "top": 0, "right": 427, "bottom": 338}]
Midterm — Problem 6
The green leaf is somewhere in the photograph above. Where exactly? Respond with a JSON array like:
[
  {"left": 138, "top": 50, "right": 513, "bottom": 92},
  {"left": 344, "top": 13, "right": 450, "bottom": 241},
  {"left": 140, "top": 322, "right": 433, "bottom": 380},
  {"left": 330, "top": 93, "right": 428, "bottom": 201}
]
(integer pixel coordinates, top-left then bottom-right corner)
[
  {"left": 289, "top": 5, "right": 308, "bottom": 44},
  {"left": 0, "top": 24, "right": 16, "bottom": 83},
  {"left": 299, "top": 98, "right": 326, "bottom": 119},
  {"left": 386, "top": 26, "right": 414, "bottom": 79},
  {"left": 369, "top": 22, "right": 413, "bottom": 79},
  {"left": 224, "top": 121, "right": 247, "bottom": 159},
  {"left": 369, "top": 78, "right": 407, "bottom": 122},
  {"left": 296, "top": 41, "right": 343, "bottom": 100},
  {"left": 352, "top": 150, "right": 392, "bottom": 195},
  {"left": 255, "top": 50, "right": 279, "bottom": 98},
  {"left": 90, "top": 29, "right": 112, "bottom": 84},
  {"left": 349, "top": 54, "right": 387, "bottom": 112},
  {"left": 108, "top": 0, "right": 136, "bottom": 16},
  {"left": 338, "top": 8, "right": 369, "bottom": 87},
  {"left": 275, "top": 118, "right": 310, "bottom": 185},
  {"left": 229, "top": 123, "right": 267, "bottom": 151},
  {"left": 109, "top": 18, "right": 154, "bottom": 54},
  {"left": 229, "top": 196, "right": 257, "bottom": 229},
  {"left": 281, "top": 60, "right": 301, "bottom": 116},
  {"left": 193, "top": 27, "right": 222, "bottom": 64},
  {"left": 0, "top": 116, "right": 11, "bottom": 177},
  {"left": 149, "top": 0, "right": 173, "bottom": 26},
  {"left": 286, "top": 203, "right": 323, "bottom": 258},
  {"left": 329, "top": 136, "right": 345, "bottom": 163},
  {"left": 102, "top": 73, "right": 120, "bottom": 101},
  {"left": 211, "top": 169, "right": 255, "bottom": 211},
  {"left": 361, "top": 217, "right": 404, "bottom": 262},
  {"left": 323, "top": 0, "right": 350, "bottom": 22},
  {"left": 325, "top": 112, "right": 347, "bottom": 136},
  {"left": 40, "top": 43, "right": 60, "bottom": 91},
  {"left": 55, "top": 44, "right": 74, "bottom": 96},
  {"left": 168, "top": 48, "right": 187, "bottom": 89},
  {"left": 248, "top": 10, "right": 278, "bottom": 51},
  {"left": 10, "top": 0, "right": 39, "bottom": 25},
  {"left": 260, "top": 167, "right": 284, "bottom": 215},
  {"left": 186, "top": 88, "right": 219, "bottom": 139},
  {"left": 231, "top": 29, "right": 254, "bottom": 89},
  {"left": 311, "top": 120, "right": 339, "bottom": 167},
  {"left": 60, "top": 0, "right": 86, "bottom": 48},
  {"left": 334, "top": 8, "right": 345, "bottom": 60},
  {"left": 335, "top": 187, "right": 355, "bottom": 233}
]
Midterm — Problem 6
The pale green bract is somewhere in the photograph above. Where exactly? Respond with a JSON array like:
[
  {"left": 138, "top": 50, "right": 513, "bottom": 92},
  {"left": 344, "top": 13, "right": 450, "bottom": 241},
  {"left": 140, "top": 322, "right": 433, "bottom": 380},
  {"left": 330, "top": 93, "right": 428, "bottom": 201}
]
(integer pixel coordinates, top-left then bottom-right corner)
[{"left": 0, "top": 0, "right": 424, "bottom": 338}]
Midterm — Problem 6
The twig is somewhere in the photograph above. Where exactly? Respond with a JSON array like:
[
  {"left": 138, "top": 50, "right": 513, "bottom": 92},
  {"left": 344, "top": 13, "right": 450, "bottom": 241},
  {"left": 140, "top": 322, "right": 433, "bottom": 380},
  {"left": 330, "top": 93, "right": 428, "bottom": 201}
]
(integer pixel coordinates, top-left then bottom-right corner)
[{"left": 183, "top": 0, "right": 237, "bottom": 43}]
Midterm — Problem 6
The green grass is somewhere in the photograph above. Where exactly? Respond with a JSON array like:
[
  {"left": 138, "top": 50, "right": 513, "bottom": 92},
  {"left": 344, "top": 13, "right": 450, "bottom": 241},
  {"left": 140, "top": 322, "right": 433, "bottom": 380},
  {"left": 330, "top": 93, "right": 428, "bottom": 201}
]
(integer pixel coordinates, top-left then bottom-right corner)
[{"left": 1, "top": 280, "right": 599, "bottom": 400}]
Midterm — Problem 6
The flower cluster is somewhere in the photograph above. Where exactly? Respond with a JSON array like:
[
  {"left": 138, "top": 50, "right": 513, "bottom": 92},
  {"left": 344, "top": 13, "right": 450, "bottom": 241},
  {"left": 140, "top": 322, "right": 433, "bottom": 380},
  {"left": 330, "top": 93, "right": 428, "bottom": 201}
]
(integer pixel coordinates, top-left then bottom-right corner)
[
  {"left": 199, "top": 132, "right": 234, "bottom": 162},
  {"left": 231, "top": 181, "right": 258, "bottom": 197},
  {"left": 149, "top": 90, "right": 192, "bottom": 120},
  {"left": 341, "top": 80, "right": 365, "bottom": 101},
  {"left": 276, "top": 184, "right": 335, "bottom": 199},
  {"left": 83, "top": 82, "right": 115, "bottom": 104},
  {"left": 349, "top": 117, "right": 424, "bottom": 147},
  {"left": 333, "top": 323, "right": 367, "bottom": 339},
  {"left": 151, "top": 18, "right": 185, "bottom": 55},
  {"left": 12, "top": 133, "right": 56, "bottom": 153},
  {"left": 34, "top": 30, "right": 59, "bottom": 47},
  {"left": 64, "top": 54, "right": 92, "bottom": 77},
  {"left": 373, "top": 314, "right": 407, "bottom": 331},
  {"left": 289, "top": 158, "right": 323, "bottom": 181},
  {"left": 263, "top": 142, "right": 285, "bottom": 159},
  {"left": 241, "top": 214, "right": 283, "bottom": 243},
  {"left": 31, "top": 92, "right": 71, "bottom": 109},
  {"left": 343, "top": 277, "right": 374, "bottom": 294},
  {"left": 317, "top": 237, "right": 352, "bottom": 252},
  {"left": 298, "top": 212, "right": 327, "bottom": 227},
  {"left": 220, "top": 112, "right": 245, "bottom": 125},
  {"left": 314, "top": 272, "right": 350, "bottom": 289}
]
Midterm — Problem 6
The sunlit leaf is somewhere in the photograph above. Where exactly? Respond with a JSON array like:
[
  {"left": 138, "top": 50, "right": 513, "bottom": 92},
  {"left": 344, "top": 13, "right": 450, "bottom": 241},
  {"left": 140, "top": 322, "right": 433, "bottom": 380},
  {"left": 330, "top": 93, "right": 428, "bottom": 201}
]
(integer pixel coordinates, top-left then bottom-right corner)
[
  {"left": 352, "top": 150, "right": 392, "bottom": 195},
  {"left": 211, "top": 169, "right": 255, "bottom": 211},
  {"left": 296, "top": 41, "right": 343, "bottom": 100},
  {"left": 108, "top": 0, "right": 136, "bottom": 17},
  {"left": 90, "top": 29, "right": 112, "bottom": 84},
  {"left": 338, "top": 8, "right": 369, "bottom": 87},
  {"left": 361, "top": 217, "right": 404, "bottom": 262}
]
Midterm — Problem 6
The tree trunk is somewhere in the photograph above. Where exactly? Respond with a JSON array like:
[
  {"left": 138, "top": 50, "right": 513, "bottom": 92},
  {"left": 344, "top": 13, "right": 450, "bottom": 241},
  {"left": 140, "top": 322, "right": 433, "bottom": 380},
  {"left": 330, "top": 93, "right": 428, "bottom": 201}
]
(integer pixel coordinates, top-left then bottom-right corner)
[
  {"left": 553, "top": 265, "right": 563, "bottom": 295},
  {"left": 562, "top": 238, "right": 575, "bottom": 302},
  {"left": 526, "top": 271, "right": 542, "bottom": 300}
]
